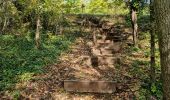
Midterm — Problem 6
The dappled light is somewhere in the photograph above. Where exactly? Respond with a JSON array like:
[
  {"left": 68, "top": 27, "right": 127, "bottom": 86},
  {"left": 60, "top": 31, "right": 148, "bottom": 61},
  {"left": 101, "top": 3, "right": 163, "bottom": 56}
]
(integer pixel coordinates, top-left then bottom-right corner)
[{"left": 0, "top": 0, "right": 166, "bottom": 99}]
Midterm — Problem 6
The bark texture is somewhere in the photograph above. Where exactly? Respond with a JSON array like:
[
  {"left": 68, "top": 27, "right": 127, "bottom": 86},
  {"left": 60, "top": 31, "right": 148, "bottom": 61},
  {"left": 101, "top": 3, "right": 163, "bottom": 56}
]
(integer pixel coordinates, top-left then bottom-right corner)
[
  {"left": 150, "top": 0, "right": 156, "bottom": 82},
  {"left": 155, "top": 0, "right": 170, "bottom": 99}
]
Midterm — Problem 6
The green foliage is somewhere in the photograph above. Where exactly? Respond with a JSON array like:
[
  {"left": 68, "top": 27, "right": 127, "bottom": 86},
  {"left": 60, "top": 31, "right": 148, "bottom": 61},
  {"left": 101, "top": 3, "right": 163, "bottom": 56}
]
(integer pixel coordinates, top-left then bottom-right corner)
[
  {"left": 125, "top": 9, "right": 163, "bottom": 98},
  {"left": 130, "top": 57, "right": 162, "bottom": 99},
  {"left": 0, "top": 0, "right": 163, "bottom": 99},
  {"left": 138, "top": 88, "right": 149, "bottom": 100},
  {"left": 87, "top": 0, "right": 128, "bottom": 15},
  {"left": 130, "top": 0, "right": 146, "bottom": 10},
  {"left": 151, "top": 82, "right": 163, "bottom": 99},
  {"left": 0, "top": 0, "right": 130, "bottom": 34},
  {"left": 151, "top": 83, "right": 157, "bottom": 93},
  {"left": 132, "top": 46, "right": 141, "bottom": 52},
  {"left": 139, "top": 79, "right": 163, "bottom": 99},
  {"left": 11, "top": 90, "right": 21, "bottom": 100},
  {"left": 0, "top": 32, "right": 78, "bottom": 91},
  {"left": 87, "top": 0, "right": 108, "bottom": 14}
]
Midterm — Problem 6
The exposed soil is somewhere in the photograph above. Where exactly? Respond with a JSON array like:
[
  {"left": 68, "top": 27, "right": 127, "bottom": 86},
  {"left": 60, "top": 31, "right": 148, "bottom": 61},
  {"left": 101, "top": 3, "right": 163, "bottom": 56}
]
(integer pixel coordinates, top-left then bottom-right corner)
[{"left": 1, "top": 16, "right": 149, "bottom": 100}]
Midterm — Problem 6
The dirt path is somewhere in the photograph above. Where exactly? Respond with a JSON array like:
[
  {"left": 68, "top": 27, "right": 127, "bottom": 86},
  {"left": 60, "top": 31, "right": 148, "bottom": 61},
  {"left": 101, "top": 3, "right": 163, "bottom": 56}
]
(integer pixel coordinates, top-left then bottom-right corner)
[
  {"left": 7, "top": 23, "right": 145, "bottom": 100},
  {"left": 0, "top": 14, "right": 147, "bottom": 99}
]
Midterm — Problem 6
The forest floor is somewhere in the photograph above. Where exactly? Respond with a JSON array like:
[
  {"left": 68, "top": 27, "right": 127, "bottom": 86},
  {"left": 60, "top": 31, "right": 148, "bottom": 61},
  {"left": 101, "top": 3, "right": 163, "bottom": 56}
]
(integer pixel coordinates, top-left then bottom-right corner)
[{"left": 1, "top": 15, "right": 157, "bottom": 99}]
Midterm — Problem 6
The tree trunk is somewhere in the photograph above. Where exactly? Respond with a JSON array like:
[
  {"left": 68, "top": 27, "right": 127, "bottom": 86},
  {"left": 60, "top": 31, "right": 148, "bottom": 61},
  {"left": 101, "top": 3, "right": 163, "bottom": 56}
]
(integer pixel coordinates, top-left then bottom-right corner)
[
  {"left": 1, "top": 1, "right": 8, "bottom": 34},
  {"left": 55, "top": 24, "right": 59, "bottom": 35},
  {"left": 81, "top": 4, "right": 84, "bottom": 14},
  {"left": 35, "top": 15, "right": 41, "bottom": 49},
  {"left": 150, "top": 0, "right": 156, "bottom": 83},
  {"left": 59, "top": 25, "right": 63, "bottom": 35},
  {"left": 2, "top": 17, "right": 7, "bottom": 34},
  {"left": 93, "top": 28, "right": 97, "bottom": 46},
  {"left": 130, "top": 8, "right": 138, "bottom": 45},
  {"left": 155, "top": 0, "right": 170, "bottom": 99}
]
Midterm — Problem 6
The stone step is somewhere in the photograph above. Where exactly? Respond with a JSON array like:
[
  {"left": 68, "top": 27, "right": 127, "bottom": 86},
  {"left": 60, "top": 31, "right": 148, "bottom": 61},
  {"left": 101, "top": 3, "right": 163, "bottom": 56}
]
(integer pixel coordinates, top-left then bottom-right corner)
[
  {"left": 96, "top": 56, "right": 116, "bottom": 65},
  {"left": 93, "top": 54, "right": 115, "bottom": 58},
  {"left": 96, "top": 40, "right": 113, "bottom": 43},
  {"left": 80, "top": 56, "right": 121, "bottom": 66},
  {"left": 96, "top": 42, "right": 114, "bottom": 46},
  {"left": 91, "top": 48, "right": 114, "bottom": 56},
  {"left": 89, "top": 37, "right": 124, "bottom": 42},
  {"left": 94, "top": 43, "right": 122, "bottom": 52},
  {"left": 80, "top": 56, "right": 117, "bottom": 66},
  {"left": 70, "top": 47, "right": 91, "bottom": 50},
  {"left": 89, "top": 33, "right": 122, "bottom": 37},
  {"left": 100, "top": 48, "right": 113, "bottom": 54},
  {"left": 64, "top": 80, "right": 116, "bottom": 93}
]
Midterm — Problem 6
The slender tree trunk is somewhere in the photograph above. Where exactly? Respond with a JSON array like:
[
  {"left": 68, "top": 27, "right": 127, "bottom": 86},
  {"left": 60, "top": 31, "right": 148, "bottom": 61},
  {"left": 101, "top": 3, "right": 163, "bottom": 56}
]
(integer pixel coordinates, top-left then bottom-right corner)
[
  {"left": 93, "top": 27, "right": 97, "bottom": 46},
  {"left": 2, "top": 17, "right": 7, "bottom": 33},
  {"left": 155, "top": 0, "right": 170, "bottom": 99},
  {"left": 150, "top": 0, "right": 156, "bottom": 83},
  {"left": 1, "top": 1, "right": 8, "bottom": 34},
  {"left": 130, "top": 8, "right": 138, "bottom": 45},
  {"left": 55, "top": 24, "right": 59, "bottom": 35},
  {"left": 35, "top": 15, "right": 41, "bottom": 49},
  {"left": 81, "top": 4, "right": 84, "bottom": 14},
  {"left": 59, "top": 25, "right": 63, "bottom": 35},
  {"left": 102, "top": 31, "right": 107, "bottom": 42},
  {"left": 59, "top": 13, "right": 64, "bottom": 35}
]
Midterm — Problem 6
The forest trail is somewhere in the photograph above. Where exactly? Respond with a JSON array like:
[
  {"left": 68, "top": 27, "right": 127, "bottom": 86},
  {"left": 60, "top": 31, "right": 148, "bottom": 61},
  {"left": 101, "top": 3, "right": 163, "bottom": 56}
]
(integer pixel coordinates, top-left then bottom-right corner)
[
  {"left": 1, "top": 0, "right": 162, "bottom": 99},
  {"left": 10, "top": 20, "right": 147, "bottom": 100}
]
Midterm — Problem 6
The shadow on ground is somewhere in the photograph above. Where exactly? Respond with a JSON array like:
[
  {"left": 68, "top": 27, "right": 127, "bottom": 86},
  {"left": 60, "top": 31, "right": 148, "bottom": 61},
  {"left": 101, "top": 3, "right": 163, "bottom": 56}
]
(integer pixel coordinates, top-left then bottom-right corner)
[{"left": 0, "top": 15, "right": 151, "bottom": 99}]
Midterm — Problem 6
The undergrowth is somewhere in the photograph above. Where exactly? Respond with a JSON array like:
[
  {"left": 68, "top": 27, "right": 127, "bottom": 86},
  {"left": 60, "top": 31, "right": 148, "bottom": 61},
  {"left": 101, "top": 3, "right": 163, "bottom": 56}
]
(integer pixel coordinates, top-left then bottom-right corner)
[
  {"left": 0, "top": 31, "right": 79, "bottom": 92},
  {"left": 127, "top": 20, "right": 162, "bottom": 99}
]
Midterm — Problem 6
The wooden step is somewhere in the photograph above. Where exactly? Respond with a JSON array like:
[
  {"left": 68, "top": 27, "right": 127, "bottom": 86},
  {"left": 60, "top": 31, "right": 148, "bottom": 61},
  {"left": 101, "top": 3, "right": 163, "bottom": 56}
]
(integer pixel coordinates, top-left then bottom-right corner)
[{"left": 64, "top": 80, "right": 116, "bottom": 93}]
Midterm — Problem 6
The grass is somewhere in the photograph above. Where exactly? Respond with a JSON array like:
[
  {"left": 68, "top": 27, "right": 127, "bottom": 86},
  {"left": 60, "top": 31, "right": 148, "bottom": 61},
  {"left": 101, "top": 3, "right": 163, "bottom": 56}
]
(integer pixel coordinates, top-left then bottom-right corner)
[
  {"left": 127, "top": 39, "right": 162, "bottom": 99},
  {"left": 0, "top": 31, "right": 80, "bottom": 92},
  {"left": 125, "top": 11, "right": 162, "bottom": 99}
]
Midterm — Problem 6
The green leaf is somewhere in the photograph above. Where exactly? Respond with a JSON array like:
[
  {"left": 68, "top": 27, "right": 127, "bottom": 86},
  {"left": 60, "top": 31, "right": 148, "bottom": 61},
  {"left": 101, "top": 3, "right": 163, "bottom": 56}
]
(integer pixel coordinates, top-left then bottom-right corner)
[{"left": 151, "top": 83, "right": 157, "bottom": 93}]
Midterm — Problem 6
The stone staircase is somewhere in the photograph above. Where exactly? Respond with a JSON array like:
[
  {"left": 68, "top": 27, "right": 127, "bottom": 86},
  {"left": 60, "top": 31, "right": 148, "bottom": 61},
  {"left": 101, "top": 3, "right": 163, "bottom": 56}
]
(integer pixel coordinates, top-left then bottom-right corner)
[
  {"left": 89, "top": 38, "right": 122, "bottom": 67},
  {"left": 64, "top": 27, "right": 125, "bottom": 93}
]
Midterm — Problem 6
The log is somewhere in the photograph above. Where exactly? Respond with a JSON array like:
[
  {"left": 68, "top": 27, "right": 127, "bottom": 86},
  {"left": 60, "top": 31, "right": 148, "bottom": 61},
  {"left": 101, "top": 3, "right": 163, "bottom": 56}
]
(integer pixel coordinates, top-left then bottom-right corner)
[{"left": 64, "top": 80, "right": 116, "bottom": 93}]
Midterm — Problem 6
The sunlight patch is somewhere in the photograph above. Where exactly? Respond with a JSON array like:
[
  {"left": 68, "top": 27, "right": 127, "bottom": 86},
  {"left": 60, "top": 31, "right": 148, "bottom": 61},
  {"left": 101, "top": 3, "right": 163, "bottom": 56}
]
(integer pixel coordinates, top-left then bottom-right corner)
[{"left": 18, "top": 72, "right": 34, "bottom": 82}]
